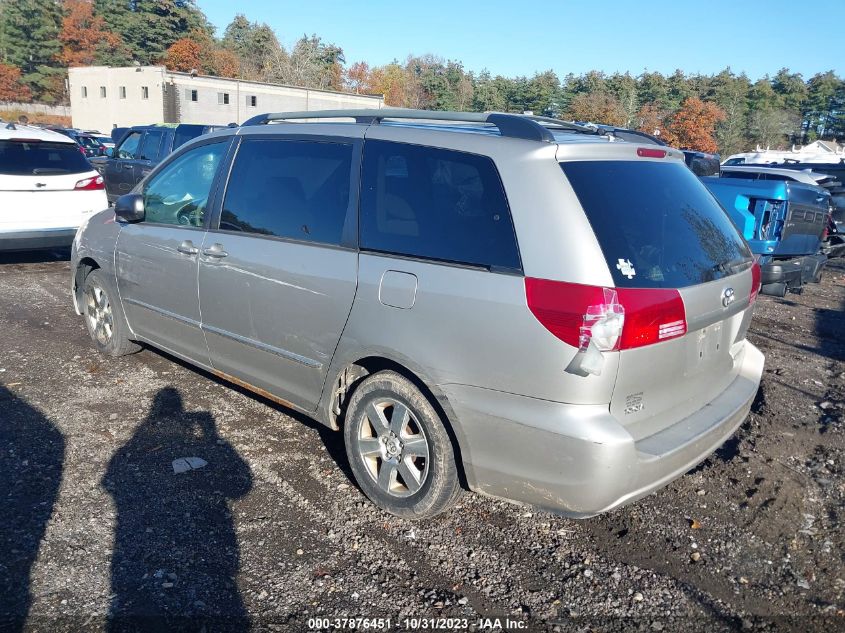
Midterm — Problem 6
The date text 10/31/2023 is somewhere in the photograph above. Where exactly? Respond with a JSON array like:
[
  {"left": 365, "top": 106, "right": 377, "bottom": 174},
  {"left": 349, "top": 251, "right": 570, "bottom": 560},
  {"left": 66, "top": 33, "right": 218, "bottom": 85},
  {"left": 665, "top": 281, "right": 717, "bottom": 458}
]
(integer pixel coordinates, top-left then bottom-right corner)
[{"left": 307, "top": 617, "right": 529, "bottom": 630}]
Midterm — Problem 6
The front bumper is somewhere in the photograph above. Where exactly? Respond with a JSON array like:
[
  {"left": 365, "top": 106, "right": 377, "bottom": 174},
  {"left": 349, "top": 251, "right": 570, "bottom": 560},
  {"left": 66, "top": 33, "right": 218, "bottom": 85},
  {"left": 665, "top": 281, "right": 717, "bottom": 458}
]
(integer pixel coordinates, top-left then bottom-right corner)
[
  {"left": 0, "top": 227, "right": 78, "bottom": 252},
  {"left": 443, "top": 342, "right": 764, "bottom": 517}
]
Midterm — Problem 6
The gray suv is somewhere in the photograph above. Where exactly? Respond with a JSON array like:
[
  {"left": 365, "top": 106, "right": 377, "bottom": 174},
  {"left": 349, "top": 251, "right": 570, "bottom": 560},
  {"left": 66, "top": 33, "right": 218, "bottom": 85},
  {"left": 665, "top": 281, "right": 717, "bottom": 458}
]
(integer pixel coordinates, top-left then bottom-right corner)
[{"left": 71, "top": 109, "right": 765, "bottom": 519}]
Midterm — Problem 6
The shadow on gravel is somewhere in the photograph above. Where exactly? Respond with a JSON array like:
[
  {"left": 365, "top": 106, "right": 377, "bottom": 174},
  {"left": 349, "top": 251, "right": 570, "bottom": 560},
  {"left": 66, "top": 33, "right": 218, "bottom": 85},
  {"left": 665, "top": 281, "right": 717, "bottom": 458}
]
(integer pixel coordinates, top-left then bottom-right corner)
[
  {"left": 142, "top": 347, "right": 354, "bottom": 484},
  {"left": 0, "top": 248, "right": 71, "bottom": 265},
  {"left": 813, "top": 296, "right": 845, "bottom": 362},
  {"left": 102, "top": 387, "right": 252, "bottom": 631},
  {"left": 0, "top": 386, "right": 65, "bottom": 633}
]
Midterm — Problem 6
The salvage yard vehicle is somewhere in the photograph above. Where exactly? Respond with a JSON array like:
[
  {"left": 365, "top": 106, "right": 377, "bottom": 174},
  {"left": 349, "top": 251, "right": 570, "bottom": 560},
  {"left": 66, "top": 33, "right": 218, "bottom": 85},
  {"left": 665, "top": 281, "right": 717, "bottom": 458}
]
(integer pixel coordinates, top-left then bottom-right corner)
[
  {"left": 90, "top": 123, "right": 224, "bottom": 203},
  {"left": 703, "top": 177, "right": 830, "bottom": 296},
  {"left": 71, "top": 109, "right": 764, "bottom": 519},
  {"left": 0, "top": 123, "right": 107, "bottom": 252}
]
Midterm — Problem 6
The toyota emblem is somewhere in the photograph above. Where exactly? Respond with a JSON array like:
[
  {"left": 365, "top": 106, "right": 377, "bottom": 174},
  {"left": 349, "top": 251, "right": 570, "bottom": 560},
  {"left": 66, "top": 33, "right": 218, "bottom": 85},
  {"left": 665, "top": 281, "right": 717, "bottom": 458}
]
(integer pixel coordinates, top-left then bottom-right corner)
[{"left": 722, "top": 287, "right": 735, "bottom": 307}]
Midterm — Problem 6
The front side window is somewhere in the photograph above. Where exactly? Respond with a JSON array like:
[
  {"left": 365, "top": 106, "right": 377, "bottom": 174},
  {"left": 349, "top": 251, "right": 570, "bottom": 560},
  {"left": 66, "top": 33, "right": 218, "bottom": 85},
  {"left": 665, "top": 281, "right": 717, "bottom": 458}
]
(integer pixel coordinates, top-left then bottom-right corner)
[
  {"left": 359, "top": 140, "right": 521, "bottom": 271},
  {"left": 219, "top": 138, "right": 352, "bottom": 246},
  {"left": 142, "top": 142, "right": 227, "bottom": 227},
  {"left": 117, "top": 132, "right": 142, "bottom": 159}
]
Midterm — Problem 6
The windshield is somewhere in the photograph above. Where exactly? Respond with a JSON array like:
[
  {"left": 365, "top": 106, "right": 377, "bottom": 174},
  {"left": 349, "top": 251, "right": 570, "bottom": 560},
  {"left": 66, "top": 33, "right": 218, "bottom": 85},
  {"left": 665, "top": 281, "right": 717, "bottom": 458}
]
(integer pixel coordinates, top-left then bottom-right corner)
[
  {"left": 0, "top": 140, "right": 91, "bottom": 176},
  {"left": 561, "top": 160, "right": 752, "bottom": 288}
]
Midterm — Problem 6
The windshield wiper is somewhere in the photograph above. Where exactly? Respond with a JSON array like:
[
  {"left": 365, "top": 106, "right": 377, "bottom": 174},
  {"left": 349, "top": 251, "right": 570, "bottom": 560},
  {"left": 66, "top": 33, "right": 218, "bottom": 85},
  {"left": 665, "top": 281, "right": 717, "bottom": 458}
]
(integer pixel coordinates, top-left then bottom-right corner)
[{"left": 32, "top": 168, "right": 69, "bottom": 175}]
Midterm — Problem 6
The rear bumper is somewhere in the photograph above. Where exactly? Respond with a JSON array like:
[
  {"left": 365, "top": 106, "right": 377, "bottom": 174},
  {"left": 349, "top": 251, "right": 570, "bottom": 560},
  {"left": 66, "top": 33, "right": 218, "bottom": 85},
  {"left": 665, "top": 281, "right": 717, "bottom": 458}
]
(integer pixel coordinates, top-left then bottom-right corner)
[
  {"left": 760, "top": 254, "right": 826, "bottom": 290},
  {"left": 0, "top": 227, "right": 78, "bottom": 252},
  {"left": 443, "top": 342, "right": 764, "bottom": 517}
]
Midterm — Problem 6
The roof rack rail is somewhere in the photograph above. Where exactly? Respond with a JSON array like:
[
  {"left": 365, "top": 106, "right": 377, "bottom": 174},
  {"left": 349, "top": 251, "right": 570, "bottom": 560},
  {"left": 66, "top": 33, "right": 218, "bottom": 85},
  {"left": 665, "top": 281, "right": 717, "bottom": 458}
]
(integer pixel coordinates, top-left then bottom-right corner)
[{"left": 240, "top": 108, "right": 583, "bottom": 143}]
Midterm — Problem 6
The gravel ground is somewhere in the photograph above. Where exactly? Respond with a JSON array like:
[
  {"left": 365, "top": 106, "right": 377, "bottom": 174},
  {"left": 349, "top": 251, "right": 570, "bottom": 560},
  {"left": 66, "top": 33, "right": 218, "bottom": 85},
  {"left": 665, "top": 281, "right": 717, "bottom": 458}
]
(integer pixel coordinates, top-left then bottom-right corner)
[{"left": 0, "top": 252, "right": 843, "bottom": 633}]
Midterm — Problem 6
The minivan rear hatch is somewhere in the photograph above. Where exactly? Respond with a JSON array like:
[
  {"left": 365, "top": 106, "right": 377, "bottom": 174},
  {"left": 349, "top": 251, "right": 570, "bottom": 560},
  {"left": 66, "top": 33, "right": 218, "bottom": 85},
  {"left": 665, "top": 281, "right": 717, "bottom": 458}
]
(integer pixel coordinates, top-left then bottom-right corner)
[{"left": 560, "top": 155, "right": 757, "bottom": 441}]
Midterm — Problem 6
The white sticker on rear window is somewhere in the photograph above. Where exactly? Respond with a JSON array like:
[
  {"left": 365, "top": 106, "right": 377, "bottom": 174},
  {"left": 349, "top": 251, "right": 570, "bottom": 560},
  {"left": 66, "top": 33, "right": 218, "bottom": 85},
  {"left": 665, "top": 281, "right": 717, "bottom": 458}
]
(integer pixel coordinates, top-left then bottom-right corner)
[{"left": 616, "top": 258, "right": 636, "bottom": 279}]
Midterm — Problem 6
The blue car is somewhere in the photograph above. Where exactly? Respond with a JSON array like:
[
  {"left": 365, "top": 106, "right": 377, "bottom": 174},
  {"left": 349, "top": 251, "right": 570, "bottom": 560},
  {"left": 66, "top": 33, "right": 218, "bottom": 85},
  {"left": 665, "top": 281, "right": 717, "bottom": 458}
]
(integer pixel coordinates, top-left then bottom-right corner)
[{"left": 702, "top": 177, "right": 829, "bottom": 296}]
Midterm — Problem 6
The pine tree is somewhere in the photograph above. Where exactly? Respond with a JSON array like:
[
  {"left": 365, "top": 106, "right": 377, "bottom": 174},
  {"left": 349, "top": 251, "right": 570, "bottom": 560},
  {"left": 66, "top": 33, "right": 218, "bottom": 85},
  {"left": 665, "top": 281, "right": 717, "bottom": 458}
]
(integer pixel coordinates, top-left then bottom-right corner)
[{"left": 0, "top": 0, "right": 63, "bottom": 101}]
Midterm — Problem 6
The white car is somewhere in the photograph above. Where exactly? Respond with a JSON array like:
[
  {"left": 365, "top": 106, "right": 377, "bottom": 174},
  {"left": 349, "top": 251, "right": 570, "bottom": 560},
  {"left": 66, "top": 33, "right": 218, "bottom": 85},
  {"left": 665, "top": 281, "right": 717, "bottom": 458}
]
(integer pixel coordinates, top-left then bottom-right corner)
[{"left": 0, "top": 123, "right": 108, "bottom": 251}]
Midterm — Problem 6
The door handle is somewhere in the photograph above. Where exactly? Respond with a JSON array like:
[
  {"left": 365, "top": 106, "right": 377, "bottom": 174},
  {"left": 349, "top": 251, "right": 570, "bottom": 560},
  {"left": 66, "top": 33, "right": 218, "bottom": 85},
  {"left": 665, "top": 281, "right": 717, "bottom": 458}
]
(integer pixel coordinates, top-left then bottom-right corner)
[
  {"left": 202, "top": 243, "right": 228, "bottom": 258},
  {"left": 177, "top": 240, "right": 198, "bottom": 255},
  {"left": 122, "top": 163, "right": 134, "bottom": 170}
]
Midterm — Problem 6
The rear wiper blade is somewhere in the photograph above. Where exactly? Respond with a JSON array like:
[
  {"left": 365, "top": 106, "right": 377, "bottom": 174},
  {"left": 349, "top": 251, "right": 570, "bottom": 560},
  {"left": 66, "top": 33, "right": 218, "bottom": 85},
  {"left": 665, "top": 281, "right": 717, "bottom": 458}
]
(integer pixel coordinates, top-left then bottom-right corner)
[
  {"left": 32, "top": 168, "right": 68, "bottom": 174},
  {"left": 714, "top": 258, "right": 751, "bottom": 275}
]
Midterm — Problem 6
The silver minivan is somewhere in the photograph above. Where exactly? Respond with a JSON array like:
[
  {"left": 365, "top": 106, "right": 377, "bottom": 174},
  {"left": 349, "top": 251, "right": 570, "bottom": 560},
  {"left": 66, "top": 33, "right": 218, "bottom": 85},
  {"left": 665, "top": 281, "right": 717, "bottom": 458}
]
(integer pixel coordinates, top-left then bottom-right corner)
[{"left": 71, "top": 109, "right": 764, "bottom": 519}]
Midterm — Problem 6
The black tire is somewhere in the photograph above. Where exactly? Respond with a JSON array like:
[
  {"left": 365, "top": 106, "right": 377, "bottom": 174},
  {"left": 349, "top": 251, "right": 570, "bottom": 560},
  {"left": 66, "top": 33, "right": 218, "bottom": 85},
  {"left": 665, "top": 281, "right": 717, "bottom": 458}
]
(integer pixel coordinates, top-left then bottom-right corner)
[
  {"left": 82, "top": 269, "right": 141, "bottom": 357},
  {"left": 343, "top": 370, "right": 461, "bottom": 519}
]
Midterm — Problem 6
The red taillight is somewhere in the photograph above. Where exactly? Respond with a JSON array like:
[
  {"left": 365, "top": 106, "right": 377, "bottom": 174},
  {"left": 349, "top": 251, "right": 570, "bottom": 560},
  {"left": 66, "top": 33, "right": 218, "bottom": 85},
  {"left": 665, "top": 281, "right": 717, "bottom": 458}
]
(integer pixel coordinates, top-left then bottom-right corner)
[
  {"left": 616, "top": 287, "right": 686, "bottom": 348},
  {"left": 74, "top": 175, "right": 105, "bottom": 191},
  {"left": 525, "top": 278, "right": 687, "bottom": 351},
  {"left": 637, "top": 147, "right": 667, "bottom": 158},
  {"left": 750, "top": 260, "right": 761, "bottom": 303}
]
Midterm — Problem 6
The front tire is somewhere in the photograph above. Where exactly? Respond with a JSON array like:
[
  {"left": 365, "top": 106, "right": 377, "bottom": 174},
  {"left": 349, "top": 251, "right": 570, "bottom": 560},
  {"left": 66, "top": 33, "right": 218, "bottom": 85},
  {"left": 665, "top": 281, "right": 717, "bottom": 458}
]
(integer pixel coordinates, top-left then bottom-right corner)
[
  {"left": 344, "top": 371, "right": 461, "bottom": 519},
  {"left": 82, "top": 269, "right": 140, "bottom": 357}
]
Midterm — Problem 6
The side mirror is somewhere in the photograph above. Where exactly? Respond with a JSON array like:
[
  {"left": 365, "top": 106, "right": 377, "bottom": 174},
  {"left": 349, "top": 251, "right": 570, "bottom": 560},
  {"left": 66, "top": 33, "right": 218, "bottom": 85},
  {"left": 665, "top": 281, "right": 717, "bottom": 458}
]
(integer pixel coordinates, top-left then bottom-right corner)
[
  {"left": 114, "top": 193, "right": 145, "bottom": 223},
  {"left": 105, "top": 147, "right": 114, "bottom": 158}
]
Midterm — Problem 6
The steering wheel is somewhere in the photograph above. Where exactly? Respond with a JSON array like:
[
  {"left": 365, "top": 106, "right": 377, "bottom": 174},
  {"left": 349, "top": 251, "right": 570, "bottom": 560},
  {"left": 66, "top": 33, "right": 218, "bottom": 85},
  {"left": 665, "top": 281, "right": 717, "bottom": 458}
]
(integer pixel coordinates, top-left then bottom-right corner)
[{"left": 174, "top": 196, "right": 207, "bottom": 227}]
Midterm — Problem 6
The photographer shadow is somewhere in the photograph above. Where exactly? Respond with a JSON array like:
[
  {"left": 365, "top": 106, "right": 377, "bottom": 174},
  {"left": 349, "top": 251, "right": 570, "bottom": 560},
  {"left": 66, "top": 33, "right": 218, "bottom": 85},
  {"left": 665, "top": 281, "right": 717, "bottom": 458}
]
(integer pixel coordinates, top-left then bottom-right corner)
[
  {"left": 102, "top": 387, "right": 252, "bottom": 632},
  {"left": 0, "top": 386, "right": 65, "bottom": 633}
]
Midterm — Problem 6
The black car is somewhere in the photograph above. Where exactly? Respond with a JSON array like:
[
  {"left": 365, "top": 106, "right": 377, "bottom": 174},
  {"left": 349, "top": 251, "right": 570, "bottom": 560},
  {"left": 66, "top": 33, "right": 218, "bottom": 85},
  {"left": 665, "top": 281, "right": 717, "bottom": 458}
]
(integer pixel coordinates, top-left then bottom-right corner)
[
  {"left": 91, "top": 124, "right": 224, "bottom": 203},
  {"left": 45, "top": 127, "right": 107, "bottom": 158}
]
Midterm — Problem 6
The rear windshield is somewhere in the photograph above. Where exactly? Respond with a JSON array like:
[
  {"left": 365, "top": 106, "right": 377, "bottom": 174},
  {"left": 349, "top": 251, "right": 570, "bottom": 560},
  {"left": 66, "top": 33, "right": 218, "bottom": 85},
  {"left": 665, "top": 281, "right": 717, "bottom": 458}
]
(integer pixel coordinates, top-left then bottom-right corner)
[
  {"left": 561, "top": 160, "right": 752, "bottom": 288},
  {"left": 0, "top": 140, "right": 91, "bottom": 176}
]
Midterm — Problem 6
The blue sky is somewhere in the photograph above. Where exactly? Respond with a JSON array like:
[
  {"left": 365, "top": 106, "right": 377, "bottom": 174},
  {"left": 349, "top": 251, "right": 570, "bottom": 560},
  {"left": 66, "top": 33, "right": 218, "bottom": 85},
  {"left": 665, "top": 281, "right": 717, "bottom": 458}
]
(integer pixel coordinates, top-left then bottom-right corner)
[{"left": 200, "top": 0, "right": 843, "bottom": 81}]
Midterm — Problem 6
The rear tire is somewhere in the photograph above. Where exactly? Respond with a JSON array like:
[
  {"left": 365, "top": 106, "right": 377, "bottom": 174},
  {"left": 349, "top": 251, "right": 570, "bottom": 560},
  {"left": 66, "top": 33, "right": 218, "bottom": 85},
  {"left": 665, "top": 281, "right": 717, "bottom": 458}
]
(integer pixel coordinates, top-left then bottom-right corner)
[
  {"left": 82, "top": 269, "right": 140, "bottom": 357},
  {"left": 343, "top": 371, "right": 462, "bottom": 519}
]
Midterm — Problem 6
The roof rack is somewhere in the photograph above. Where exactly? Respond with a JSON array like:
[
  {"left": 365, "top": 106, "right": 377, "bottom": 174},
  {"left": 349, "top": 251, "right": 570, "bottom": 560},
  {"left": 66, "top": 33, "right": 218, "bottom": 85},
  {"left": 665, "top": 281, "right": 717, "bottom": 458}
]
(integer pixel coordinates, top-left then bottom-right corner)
[{"left": 240, "top": 108, "right": 601, "bottom": 143}]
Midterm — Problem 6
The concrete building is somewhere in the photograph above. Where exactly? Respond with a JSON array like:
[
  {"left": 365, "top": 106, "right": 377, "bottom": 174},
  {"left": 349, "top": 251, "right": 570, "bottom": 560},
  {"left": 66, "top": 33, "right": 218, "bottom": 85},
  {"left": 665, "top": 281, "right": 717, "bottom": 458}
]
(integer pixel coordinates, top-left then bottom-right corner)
[{"left": 68, "top": 66, "right": 384, "bottom": 132}]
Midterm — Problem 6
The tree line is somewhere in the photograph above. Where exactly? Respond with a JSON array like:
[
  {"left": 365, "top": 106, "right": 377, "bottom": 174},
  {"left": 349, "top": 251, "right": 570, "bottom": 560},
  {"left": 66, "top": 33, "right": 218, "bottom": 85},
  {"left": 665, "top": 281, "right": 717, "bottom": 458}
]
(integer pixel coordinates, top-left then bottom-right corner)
[{"left": 1, "top": 0, "right": 843, "bottom": 155}]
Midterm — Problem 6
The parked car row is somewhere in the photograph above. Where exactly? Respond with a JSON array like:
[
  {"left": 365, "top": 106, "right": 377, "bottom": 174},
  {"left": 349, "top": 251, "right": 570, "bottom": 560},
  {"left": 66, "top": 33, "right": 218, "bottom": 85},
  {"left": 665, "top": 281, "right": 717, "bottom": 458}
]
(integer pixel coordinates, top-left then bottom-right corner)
[{"left": 69, "top": 109, "right": 765, "bottom": 520}]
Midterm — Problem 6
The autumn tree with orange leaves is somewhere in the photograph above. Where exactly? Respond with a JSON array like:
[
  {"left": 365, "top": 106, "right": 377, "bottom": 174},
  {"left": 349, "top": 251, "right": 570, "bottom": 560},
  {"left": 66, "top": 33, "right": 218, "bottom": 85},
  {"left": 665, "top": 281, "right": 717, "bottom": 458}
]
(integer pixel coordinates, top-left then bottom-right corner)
[
  {"left": 58, "top": 0, "right": 125, "bottom": 67},
  {"left": 662, "top": 97, "right": 726, "bottom": 152},
  {"left": 162, "top": 33, "right": 239, "bottom": 78},
  {"left": 0, "top": 63, "right": 33, "bottom": 102}
]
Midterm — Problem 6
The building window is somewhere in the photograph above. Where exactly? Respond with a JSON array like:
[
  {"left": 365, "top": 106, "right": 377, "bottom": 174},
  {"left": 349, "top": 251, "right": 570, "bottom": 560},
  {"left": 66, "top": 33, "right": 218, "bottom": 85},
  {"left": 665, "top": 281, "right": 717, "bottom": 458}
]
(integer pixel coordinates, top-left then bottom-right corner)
[
  {"left": 186, "top": 88, "right": 198, "bottom": 102},
  {"left": 247, "top": 95, "right": 257, "bottom": 107},
  {"left": 119, "top": 86, "right": 126, "bottom": 99},
  {"left": 141, "top": 86, "right": 149, "bottom": 100},
  {"left": 100, "top": 86, "right": 107, "bottom": 98},
  {"left": 81, "top": 86, "right": 87, "bottom": 98},
  {"left": 218, "top": 92, "right": 230, "bottom": 105}
]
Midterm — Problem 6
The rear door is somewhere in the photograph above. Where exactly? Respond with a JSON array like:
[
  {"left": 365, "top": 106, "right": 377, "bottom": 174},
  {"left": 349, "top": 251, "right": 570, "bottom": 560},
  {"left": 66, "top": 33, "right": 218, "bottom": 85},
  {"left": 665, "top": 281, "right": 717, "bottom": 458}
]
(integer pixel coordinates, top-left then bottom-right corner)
[
  {"left": 135, "top": 129, "right": 166, "bottom": 184},
  {"left": 560, "top": 158, "right": 756, "bottom": 441},
  {"left": 106, "top": 130, "right": 143, "bottom": 199},
  {"left": 198, "top": 134, "right": 360, "bottom": 411}
]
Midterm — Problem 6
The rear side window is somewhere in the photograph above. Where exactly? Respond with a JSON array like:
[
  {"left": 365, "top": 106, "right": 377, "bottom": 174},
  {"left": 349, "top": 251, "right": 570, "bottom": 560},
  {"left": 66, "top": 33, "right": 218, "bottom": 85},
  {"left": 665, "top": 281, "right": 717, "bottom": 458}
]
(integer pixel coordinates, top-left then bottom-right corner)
[
  {"left": 173, "top": 126, "right": 205, "bottom": 150},
  {"left": 561, "top": 160, "right": 752, "bottom": 288},
  {"left": 360, "top": 140, "right": 520, "bottom": 271},
  {"left": 220, "top": 138, "right": 353, "bottom": 246},
  {"left": 138, "top": 130, "right": 165, "bottom": 161},
  {"left": 0, "top": 140, "right": 91, "bottom": 176}
]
